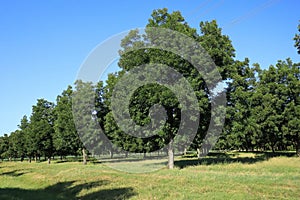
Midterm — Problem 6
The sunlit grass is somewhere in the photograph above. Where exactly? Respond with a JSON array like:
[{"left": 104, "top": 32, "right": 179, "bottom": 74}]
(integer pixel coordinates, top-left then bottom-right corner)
[{"left": 0, "top": 153, "right": 299, "bottom": 199}]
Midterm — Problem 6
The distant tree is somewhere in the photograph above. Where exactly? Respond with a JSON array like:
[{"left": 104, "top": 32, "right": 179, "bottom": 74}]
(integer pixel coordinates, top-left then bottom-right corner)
[
  {"left": 103, "top": 73, "right": 124, "bottom": 158},
  {"left": 294, "top": 21, "right": 300, "bottom": 54},
  {"left": 53, "top": 86, "right": 82, "bottom": 159},
  {"left": 191, "top": 19, "right": 235, "bottom": 156},
  {"left": 0, "top": 136, "right": 5, "bottom": 160},
  {"left": 28, "top": 99, "right": 55, "bottom": 164},
  {"left": 0, "top": 133, "right": 20, "bottom": 161},
  {"left": 0, "top": 134, "right": 10, "bottom": 160},
  {"left": 17, "top": 115, "right": 30, "bottom": 161},
  {"left": 94, "top": 80, "right": 112, "bottom": 156},
  {"left": 279, "top": 59, "right": 300, "bottom": 156},
  {"left": 73, "top": 80, "right": 104, "bottom": 164},
  {"left": 219, "top": 59, "right": 260, "bottom": 151},
  {"left": 9, "top": 130, "right": 26, "bottom": 161},
  {"left": 255, "top": 59, "right": 299, "bottom": 153}
]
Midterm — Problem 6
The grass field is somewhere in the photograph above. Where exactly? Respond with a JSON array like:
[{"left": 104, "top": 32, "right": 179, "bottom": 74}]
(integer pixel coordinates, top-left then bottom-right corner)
[{"left": 0, "top": 152, "right": 299, "bottom": 200}]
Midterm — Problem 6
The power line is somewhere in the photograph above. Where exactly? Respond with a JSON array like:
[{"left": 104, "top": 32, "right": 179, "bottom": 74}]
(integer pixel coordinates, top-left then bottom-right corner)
[{"left": 224, "top": 0, "right": 280, "bottom": 29}]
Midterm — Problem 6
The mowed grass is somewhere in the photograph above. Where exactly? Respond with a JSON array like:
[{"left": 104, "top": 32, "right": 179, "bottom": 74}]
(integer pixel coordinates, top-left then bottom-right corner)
[{"left": 0, "top": 153, "right": 299, "bottom": 200}]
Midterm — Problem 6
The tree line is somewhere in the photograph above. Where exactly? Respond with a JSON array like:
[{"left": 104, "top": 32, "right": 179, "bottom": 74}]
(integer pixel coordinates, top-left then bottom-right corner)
[{"left": 0, "top": 9, "right": 299, "bottom": 168}]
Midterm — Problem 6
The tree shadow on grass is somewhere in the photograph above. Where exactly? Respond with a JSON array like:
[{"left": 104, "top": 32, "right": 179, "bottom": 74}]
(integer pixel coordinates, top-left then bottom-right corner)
[
  {"left": 98, "top": 157, "right": 167, "bottom": 164},
  {"left": 0, "top": 170, "right": 27, "bottom": 177},
  {"left": 54, "top": 160, "right": 70, "bottom": 164},
  {"left": 0, "top": 180, "right": 136, "bottom": 200},
  {"left": 175, "top": 151, "right": 298, "bottom": 169},
  {"left": 175, "top": 152, "right": 270, "bottom": 169}
]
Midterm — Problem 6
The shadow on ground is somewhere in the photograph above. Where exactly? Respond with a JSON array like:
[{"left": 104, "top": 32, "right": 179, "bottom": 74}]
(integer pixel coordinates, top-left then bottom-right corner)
[
  {"left": 96, "top": 156, "right": 169, "bottom": 164},
  {"left": 0, "top": 170, "right": 28, "bottom": 177},
  {"left": 175, "top": 151, "right": 296, "bottom": 169},
  {"left": 0, "top": 180, "right": 136, "bottom": 200}
]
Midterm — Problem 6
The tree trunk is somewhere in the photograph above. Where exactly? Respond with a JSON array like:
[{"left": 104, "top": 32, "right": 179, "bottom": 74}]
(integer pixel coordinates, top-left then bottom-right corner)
[
  {"left": 196, "top": 148, "right": 201, "bottom": 159},
  {"left": 202, "top": 144, "right": 209, "bottom": 156},
  {"left": 168, "top": 138, "right": 174, "bottom": 169},
  {"left": 82, "top": 148, "right": 87, "bottom": 165},
  {"left": 184, "top": 148, "right": 187, "bottom": 156},
  {"left": 296, "top": 142, "right": 300, "bottom": 157},
  {"left": 271, "top": 145, "right": 275, "bottom": 153},
  {"left": 109, "top": 150, "right": 114, "bottom": 159},
  {"left": 143, "top": 152, "right": 146, "bottom": 159},
  {"left": 47, "top": 157, "right": 51, "bottom": 164}
]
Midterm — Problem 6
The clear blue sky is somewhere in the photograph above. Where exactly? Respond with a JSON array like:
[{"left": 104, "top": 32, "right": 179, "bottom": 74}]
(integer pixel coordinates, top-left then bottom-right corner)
[{"left": 0, "top": 0, "right": 299, "bottom": 135}]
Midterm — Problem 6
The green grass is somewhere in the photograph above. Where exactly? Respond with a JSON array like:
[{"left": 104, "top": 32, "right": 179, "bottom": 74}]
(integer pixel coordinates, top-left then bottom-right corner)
[{"left": 0, "top": 153, "right": 299, "bottom": 199}]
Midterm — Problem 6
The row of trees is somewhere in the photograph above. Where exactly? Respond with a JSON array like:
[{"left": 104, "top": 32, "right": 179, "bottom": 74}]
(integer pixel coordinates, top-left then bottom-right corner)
[
  {"left": 0, "top": 9, "right": 299, "bottom": 168},
  {"left": 216, "top": 58, "right": 299, "bottom": 154},
  {"left": 0, "top": 87, "right": 83, "bottom": 164}
]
